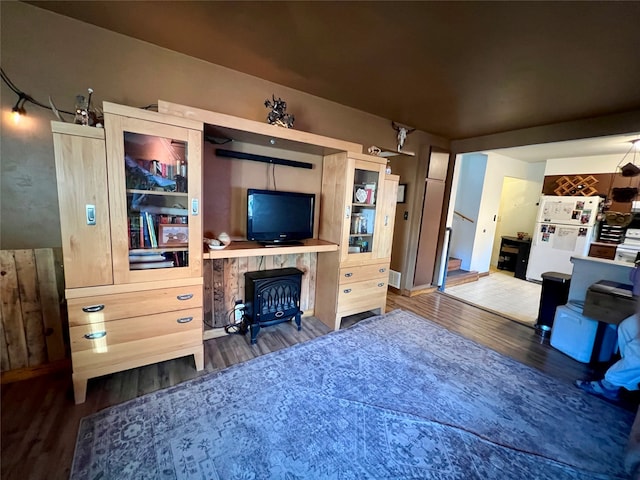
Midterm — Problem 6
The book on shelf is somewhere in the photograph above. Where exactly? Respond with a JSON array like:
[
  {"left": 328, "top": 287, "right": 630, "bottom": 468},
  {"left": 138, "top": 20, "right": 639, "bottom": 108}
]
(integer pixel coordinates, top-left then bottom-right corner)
[
  {"left": 130, "top": 260, "right": 175, "bottom": 270},
  {"left": 171, "top": 251, "right": 189, "bottom": 267},
  {"left": 364, "top": 182, "right": 376, "bottom": 204},
  {"left": 145, "top": 211, "right": 158, "bottom": 248},
  {"left": 129, "top": 216, "right": 141, "bottom": 248},
  {"left": 129, "top": 253, "right": 167, "bottom": 263},
  {"left": 141, "top": 213, "right": 150, "bottom": 247}
]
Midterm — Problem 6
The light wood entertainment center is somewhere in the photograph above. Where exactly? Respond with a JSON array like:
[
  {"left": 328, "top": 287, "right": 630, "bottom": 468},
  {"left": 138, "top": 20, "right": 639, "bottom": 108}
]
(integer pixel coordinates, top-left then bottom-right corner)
[{"left": 53, "top": 100, "right": 398, "bottom": 403}]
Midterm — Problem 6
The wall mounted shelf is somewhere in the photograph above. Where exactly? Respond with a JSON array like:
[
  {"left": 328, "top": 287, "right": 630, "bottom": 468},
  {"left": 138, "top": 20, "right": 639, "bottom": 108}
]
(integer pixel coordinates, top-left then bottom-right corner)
[
  {"left": 204, "top": 239, "right": 338, "bottom": 259},
  {"left": 378, "top": 148, "right": 415, "bottom": 158}
]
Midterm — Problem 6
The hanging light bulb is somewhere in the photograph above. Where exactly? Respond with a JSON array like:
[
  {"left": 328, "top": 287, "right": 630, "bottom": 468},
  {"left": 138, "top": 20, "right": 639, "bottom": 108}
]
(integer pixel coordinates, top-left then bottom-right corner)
[
  {"left": 11, "top": 94, "right": 26, "bottom": 124},
  {"left": 2, "top": 68, "right": 77, "bottom": 125}
]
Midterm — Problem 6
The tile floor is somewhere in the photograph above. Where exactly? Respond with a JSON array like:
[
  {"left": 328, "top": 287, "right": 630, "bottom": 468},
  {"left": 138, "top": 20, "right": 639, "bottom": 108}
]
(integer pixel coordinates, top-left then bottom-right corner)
[{"left": 442, "top": 269, "right": 542, "bottom": 327}]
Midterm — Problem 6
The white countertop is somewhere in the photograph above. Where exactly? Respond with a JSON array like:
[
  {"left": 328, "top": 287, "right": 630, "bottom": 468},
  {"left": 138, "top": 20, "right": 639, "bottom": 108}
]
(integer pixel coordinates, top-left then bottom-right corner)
[
  {"left": 569, "top": 255, "right": 634, "bottom": 303},
  {"left": 571, "top": 255, "right": 633, "bottom": 267}
]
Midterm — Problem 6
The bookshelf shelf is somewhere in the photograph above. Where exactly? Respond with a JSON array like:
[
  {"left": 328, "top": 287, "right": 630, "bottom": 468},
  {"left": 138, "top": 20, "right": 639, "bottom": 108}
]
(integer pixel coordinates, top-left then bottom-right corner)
[
  {"left": 352, "top": 203, "right": 376, "bottom": 208},
  {"left": 126, "top": 189, "right": 188, "bottom": 197},
  {"left": 129, "top": 247, "right": 188, "bottom": 254}
]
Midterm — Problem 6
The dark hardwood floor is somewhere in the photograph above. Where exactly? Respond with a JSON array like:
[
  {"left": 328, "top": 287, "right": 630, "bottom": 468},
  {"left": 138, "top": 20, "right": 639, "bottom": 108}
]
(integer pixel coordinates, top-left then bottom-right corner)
[{"left": 0, "top": 291, "right": 617, "bottom": 479}]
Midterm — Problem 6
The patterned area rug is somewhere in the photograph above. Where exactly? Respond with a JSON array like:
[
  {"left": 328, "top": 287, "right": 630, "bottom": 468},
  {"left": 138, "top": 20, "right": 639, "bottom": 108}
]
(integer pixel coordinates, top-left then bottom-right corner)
[{"left": 71, "top": 309, "right": 634, "bottom": 479}]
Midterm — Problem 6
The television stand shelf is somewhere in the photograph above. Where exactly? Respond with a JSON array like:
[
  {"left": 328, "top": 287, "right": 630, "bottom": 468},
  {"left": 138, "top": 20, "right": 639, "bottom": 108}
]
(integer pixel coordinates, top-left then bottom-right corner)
[{"left": 204, "top": 239, "right": 338, "bottom": 260}]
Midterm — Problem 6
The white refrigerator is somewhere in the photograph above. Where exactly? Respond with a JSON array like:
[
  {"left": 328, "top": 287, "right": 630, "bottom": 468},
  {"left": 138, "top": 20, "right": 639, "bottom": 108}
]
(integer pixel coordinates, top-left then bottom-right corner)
[{"left": 525, "top": 195, "right": 601, "bottom": 282}]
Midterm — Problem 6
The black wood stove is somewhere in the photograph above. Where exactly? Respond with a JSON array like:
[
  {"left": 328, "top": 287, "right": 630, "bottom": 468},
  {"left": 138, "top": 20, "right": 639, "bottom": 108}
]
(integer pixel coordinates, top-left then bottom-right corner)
[{"left": 244, "top": 267, "right": 303, "bottom": 344}]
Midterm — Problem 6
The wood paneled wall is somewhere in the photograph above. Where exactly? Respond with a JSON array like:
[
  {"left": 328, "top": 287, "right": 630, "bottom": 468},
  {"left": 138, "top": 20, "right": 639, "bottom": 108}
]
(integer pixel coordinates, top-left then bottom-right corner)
[
  {"left": 0, "top": 249, "right": 67, "bottom": 376},
  {"left": 203, "top": 253, "right": 317, "bottom": 328}
]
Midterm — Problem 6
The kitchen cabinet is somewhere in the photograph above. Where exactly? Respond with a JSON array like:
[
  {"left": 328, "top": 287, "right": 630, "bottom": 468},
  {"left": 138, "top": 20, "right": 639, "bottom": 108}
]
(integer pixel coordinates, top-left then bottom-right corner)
[
  {"left": 316, "top": 152, "right": 399, "bottom": 330},
  {"left": 52, "top": 103, "right": 205, "bottom": 403},
  {"left": 497, "top": 236, "right": 531, "bottom": 280}
]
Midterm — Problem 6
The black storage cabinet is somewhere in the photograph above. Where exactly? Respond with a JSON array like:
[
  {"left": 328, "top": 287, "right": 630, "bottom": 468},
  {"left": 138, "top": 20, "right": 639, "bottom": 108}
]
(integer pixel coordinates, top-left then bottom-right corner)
[
  {"left": 535, "top": 271, "right": 571, "bottom": 337},
  {"left": 497, "top": 236, "right": 532, "bottom": 280}
]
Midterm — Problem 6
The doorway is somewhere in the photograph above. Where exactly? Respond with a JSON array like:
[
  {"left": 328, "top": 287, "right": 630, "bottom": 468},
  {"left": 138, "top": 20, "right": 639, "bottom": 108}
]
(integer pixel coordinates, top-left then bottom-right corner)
[{"left": 441, "top": 159, "right": 543, "bottom": 327}]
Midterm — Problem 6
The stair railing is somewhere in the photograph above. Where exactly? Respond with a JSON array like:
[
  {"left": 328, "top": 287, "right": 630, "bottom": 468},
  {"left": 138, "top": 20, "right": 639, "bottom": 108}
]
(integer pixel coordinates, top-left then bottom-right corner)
[
  {"left": 454, "top": 210, "right": 475, "bottom": 223},
  {"left": 437, "top": 226, "right": 453, "bottom": 291}
]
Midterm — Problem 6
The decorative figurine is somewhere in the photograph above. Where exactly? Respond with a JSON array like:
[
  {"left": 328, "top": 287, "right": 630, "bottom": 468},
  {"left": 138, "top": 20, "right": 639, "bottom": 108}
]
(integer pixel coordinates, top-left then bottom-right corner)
[
  {"left": 391, "top": 121, "right": 416, "bottom": 151},
  {"left": 49, "top": 87, "right": 103, "bottom": 127},
  {"left": 264, "top": 94, "right": 295, "bottom": 128},
  {"left": 71, "top": 88, "right": 104, "bottom": 127},
  {"left": 75, "top": 88, "right": 93, "bottom": 126}
]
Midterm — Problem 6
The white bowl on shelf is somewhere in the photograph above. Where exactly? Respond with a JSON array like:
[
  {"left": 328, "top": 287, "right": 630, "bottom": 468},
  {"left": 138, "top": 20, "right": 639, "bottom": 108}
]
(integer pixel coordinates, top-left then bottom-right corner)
[{"left": 208, "top": 244, "right": 227, "bottom": 251}]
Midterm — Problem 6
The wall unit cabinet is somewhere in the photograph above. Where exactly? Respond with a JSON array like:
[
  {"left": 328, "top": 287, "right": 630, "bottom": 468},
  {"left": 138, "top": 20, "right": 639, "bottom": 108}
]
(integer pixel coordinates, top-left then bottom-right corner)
[
  {"left": 52, "top": 99, "right": 402, "bottom": 400},
  {"left": 316, "top": 152, "right": 399, "bottom": 330},
  {"left": 52, "top": 103, "right": 205, "bottom": 403}
]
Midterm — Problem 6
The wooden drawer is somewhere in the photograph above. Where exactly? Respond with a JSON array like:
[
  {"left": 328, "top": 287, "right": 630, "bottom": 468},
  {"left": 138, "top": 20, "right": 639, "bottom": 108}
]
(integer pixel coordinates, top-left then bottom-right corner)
[
  {"left": 67, "top": 285, "right": 203, "bottom": 326},
  {"left": 70, "top": 307, "right": 202, "bottom": 372},
  {"left": 337, "top": 278, "right": 387, "bottom": 313},
  {"left": 339, "top": 262, "right": 389, "bottom": 285},
  {"left": 588, "top": 243, "right": 617, "bottom": 260}
]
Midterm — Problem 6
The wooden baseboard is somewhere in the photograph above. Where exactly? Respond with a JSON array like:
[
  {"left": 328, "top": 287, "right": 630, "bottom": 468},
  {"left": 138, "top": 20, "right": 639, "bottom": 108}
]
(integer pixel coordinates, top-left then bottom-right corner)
[
  {"left": 203, "top": 328, "right": 228, "bottom": 341},
  {"left": 1, "top": 359, "right": 71, "bottom": 384},
  {"left": 407, "top": 285, "right": 439, "bottom": 297},
  {"left": 389, "top": 284, "right": 439, "bottom": 297}
]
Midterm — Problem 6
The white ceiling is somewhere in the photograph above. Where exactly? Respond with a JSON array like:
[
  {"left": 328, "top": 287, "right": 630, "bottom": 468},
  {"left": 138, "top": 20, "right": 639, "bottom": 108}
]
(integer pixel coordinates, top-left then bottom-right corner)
[{"left": 489, "top": 132, "right": 640, "bottom": 163}]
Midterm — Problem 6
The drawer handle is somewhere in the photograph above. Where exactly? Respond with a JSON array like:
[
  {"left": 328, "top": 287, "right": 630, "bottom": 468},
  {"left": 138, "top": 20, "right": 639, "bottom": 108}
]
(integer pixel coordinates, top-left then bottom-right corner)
[
  {"left": 275, "top": 311, "right": 284, "bottom": 318},
  {"left": 379, "top": 268, "right": 386, "bottom": 273},
  {"left": 84, "top": 331, "right": 106, "bottom": 340},
  {"left": 343, "top": 288, "right": 352, "bottom": 294},
  {"left": 177, "top": 293, "right": 194, "bottom": 301},
  {"left": 378, "top": 282, "right": 385, "bottom": 287},
  {"left": 344, "top": 272, "right": 353, "bottom": 278},
  {"left": 177, "top": 316, "right": 193, "bottom": 324},
  {"left": 82, "top": 304, "right": 104, "bottom": 313}
]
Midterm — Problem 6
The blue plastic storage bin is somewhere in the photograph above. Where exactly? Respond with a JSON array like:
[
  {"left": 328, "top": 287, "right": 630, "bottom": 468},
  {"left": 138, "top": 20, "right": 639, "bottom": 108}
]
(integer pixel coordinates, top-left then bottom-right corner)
[{"left": 550, "top": 302, "right": 618, "bottom": 363}]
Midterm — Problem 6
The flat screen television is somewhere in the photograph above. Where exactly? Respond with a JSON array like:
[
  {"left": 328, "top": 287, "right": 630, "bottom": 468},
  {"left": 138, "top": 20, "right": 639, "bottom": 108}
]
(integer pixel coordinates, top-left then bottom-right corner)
[{"left": 247, "top": 189, "right": 315, "bottom": 245}]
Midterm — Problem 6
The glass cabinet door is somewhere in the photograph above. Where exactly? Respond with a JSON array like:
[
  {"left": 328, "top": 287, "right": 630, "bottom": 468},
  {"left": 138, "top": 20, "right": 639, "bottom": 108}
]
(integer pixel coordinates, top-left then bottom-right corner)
[
  {"left": 106, "top": 113, "right": 202, "bottom": 284},
  {"left": 125, "top": 131, "right": 189, "bottom": 267},
  {"left": 343, "top": 160, "right": 386, "bottom": 263}
]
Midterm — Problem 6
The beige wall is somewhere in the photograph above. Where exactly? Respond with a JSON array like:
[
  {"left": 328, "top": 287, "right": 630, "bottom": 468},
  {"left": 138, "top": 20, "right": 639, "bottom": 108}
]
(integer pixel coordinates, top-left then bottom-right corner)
[
  {"left": 0, "top": 0, "right": 449, "bottom": 276},
  {"left": 202, "top": 141, "right": 324, "bottom": 239}
]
